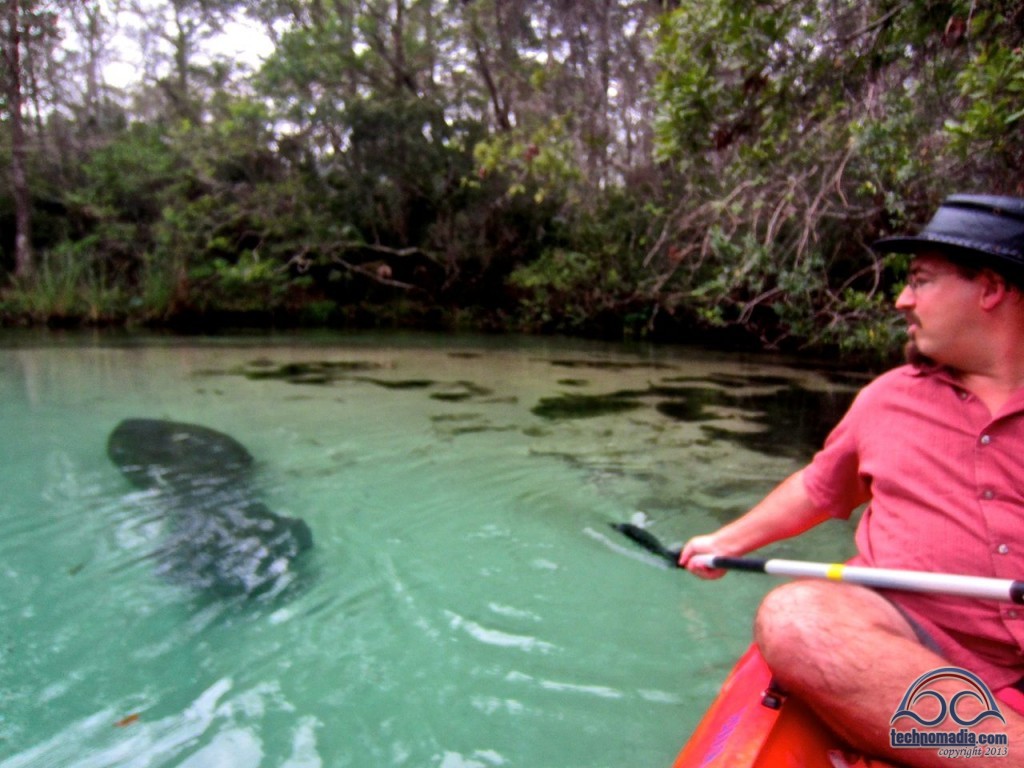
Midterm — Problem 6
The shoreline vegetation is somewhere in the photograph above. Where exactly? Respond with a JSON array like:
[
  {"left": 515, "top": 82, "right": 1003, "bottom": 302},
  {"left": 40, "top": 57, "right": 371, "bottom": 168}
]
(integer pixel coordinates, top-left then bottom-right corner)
[
  {"left": 0, "top": 285, "right": 846, "bottom": 366},
  {"left": 3, "top": 2, "right": 1022, "bottom": 365}
]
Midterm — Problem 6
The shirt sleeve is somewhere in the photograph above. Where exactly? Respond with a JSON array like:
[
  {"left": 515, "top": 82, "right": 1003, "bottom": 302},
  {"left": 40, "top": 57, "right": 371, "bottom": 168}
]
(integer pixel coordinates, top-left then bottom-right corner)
[{"left": 802, "top": 389, "right": 873, "bottom": 520}]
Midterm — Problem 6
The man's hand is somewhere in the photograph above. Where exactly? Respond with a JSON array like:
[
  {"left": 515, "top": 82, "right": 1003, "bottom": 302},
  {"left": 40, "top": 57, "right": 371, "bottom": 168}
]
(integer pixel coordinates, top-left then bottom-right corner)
[{"left": 678, "top": 534, "right": 728, "bottom": 579}]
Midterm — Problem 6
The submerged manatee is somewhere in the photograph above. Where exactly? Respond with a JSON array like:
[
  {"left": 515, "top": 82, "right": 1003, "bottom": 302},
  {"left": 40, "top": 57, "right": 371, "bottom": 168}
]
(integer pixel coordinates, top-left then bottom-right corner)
[{"left": 107, "top": 418, "right": 313, "bottom": 597}]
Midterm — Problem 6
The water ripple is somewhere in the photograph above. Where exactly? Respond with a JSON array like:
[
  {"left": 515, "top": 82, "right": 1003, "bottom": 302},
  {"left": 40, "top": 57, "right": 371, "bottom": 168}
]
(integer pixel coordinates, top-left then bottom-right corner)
[{"left": 445, "top": 611, "right": 557, "bottom": 654}]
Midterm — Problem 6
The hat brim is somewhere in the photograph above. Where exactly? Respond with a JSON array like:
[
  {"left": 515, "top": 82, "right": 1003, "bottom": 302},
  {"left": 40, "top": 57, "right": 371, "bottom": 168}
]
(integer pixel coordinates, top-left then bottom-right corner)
[
  {"left": 872, "top": 194, "right": 1024, "bottom": 267},
  {"left": 872, "top": 234, "right": 1003, "bottom": 261}
]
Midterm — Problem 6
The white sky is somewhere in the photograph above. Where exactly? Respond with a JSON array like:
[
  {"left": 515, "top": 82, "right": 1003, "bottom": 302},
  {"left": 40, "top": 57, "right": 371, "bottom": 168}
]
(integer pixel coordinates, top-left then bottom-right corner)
[{"left": 70, "top": 2, "right": 276, "bottom": 90}]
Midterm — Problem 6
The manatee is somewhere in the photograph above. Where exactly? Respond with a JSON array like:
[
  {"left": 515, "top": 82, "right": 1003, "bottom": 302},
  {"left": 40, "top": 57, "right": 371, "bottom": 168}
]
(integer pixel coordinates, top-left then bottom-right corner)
[{"left": 107, "top": 418, "right": 313, "bottom": 597}]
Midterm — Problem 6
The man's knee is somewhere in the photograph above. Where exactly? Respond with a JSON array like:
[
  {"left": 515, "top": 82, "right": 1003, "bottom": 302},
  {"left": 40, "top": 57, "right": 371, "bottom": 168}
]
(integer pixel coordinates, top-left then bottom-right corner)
[
  {"left": 754, "top": 581, "right": 834, "bottom": 665},
  {"left": 754, "top": 580, "right": 921, "bottom": 675}
]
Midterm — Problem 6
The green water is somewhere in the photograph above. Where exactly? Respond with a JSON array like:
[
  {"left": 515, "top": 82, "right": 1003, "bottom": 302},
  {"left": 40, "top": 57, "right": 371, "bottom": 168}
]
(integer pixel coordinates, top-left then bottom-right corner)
[{"left": 0, "top": 332, "right": 861, "bottom": 768}]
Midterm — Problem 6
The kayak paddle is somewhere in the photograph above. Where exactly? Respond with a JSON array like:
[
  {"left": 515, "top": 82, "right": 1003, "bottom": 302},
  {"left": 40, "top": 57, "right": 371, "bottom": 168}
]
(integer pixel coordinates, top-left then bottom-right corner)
[
  {"left": 689, "top": 554, "right": 1024, "bottom": 604},
  {"left": 610, "top": 523, "right": 681, "bottom": 564},
  {"left": 610, "top": 522, "right": 1024, "bottom": 604}
]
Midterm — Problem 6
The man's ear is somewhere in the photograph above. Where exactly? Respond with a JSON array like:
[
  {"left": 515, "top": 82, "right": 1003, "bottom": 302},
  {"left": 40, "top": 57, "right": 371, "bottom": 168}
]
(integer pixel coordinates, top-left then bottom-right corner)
[{"left": 978, "top": 268, "right": 1010, "bottom": 310}]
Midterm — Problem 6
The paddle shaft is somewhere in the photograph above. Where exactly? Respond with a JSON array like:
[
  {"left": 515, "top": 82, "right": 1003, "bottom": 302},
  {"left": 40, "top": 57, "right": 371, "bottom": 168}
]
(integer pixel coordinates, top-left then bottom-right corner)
[{"left": 689, "top": 554, "right": 1024, "bottom": 605}]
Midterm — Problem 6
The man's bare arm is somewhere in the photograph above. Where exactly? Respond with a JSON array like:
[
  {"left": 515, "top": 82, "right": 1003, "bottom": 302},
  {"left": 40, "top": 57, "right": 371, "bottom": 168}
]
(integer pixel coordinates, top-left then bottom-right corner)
[{"left": 678, "top": 469, "right": 832, "bottom": 578}]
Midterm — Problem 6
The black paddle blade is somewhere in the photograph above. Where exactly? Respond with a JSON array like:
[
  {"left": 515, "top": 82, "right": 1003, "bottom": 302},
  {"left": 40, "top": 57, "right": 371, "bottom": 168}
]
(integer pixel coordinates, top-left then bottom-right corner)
[{"left": 610, "top": 523, "right": 682, "bottom": 565}]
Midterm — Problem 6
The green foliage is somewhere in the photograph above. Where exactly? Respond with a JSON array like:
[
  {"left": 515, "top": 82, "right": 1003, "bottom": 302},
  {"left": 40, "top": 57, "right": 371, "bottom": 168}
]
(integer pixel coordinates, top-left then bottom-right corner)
[
  {"left": 472, "top": 119, "right": 582, "bottom": 205},
  {"left": 4, "top": 0, "right": 1022, "bottom": 359},
  {"left": 136, "top": 250, "right": 183, "bottom": 321},
  {"left": 509, "top": 248, "right": 615, "bottom": 331},
  {"left": 828, "top": 287, "right": 906, "bottom": 358},
  {"left": 61, "top": 122, "right": 185, "bottom": 309},
  {"left": 329, "top": 96, "right": 458, "bottom": 244},
  {"left": 194, "top": 253, "right": 295, "bottom": 312},
  {"left": 655, "top": 0, "right": 818, "bottom": 166},
  {"left": 506, "top": 188, "right": 656, "bottom": 336},
  {"left": 645, "top": 0, "right": 1024, "bottom": 357},
  {"left": 2, "top": 242, "right": 130, "bottom": 324},
  {"left": 945, "top": 42, "right": 1024, "bottom": 175}
]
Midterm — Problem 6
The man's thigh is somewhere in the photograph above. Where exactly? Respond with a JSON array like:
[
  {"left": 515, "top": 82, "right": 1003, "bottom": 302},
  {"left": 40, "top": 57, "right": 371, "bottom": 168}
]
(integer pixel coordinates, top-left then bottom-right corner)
[{"left": 754, "top": 580, "right": 931, "bottom": 693}]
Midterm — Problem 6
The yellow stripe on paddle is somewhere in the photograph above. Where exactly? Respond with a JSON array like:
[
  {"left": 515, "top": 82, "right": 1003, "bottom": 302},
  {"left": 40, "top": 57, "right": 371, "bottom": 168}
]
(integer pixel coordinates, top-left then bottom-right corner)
[{"left": 825, "top": 563, "right": 845, "bottom": 581}]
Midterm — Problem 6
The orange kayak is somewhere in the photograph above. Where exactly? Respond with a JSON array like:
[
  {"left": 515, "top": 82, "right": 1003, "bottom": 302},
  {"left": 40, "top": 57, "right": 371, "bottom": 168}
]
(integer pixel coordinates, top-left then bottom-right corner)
[{"left": 673, "top": 644, "right": 901, "bottom": 767}]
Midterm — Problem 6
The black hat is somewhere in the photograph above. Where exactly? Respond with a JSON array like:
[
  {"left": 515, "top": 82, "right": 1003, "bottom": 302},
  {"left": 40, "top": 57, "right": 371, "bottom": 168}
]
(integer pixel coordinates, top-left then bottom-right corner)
[{"left": 873, "top": 194, "right": 1024, "bottom": 269}]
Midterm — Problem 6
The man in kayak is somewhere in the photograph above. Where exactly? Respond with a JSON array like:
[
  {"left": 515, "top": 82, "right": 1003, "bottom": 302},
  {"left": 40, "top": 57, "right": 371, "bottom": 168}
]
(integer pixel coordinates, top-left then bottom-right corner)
[{"left": 679, "top": 194, "right": 1024, "bottom": 767}]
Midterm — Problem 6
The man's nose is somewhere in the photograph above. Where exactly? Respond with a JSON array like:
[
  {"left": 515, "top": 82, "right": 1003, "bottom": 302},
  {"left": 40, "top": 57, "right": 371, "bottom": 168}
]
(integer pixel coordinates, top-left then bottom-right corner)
[{"left": 894, "top": 284, "right": 914, "bottom": 309}]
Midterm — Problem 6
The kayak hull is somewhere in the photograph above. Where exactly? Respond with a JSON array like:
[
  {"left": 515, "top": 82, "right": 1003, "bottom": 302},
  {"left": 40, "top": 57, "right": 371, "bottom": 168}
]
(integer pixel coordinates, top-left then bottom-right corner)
[{"left": 673, "top": 644, "right": 899, "bottom": 768}]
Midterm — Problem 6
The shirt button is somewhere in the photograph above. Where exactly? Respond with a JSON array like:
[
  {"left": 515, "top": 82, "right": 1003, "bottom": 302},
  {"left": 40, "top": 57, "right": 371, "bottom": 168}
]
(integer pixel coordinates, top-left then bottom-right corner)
[
  {"left": 959, "top": 391, "right": 969, "bottom": 400},
  {"left": 998, "top": 544, "right": 1011, "bottom": 555},
  {"left": 982, "top": 489, "right": 996, "bottom": 500},
  {"left": 1008, "top": 610, "right": 1019, "bottom": 619},
  {"left": 980, "top": 434, "right": 992, "bottom": 445}
]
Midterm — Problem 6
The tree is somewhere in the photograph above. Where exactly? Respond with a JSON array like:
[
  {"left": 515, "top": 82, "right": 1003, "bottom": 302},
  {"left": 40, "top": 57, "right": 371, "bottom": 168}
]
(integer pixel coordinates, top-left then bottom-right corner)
[
  {"left": 0, "top": 0, "right": 68, "bottom": 280},
  {"left": 647, "top": 0, "right": 1024, "bottom": 354},
  {"left": 4, "top": 0, "right": 1021, "bottom": 355},
  {"left": 2, "top": 0, "right": 37, "bottom": 277}
]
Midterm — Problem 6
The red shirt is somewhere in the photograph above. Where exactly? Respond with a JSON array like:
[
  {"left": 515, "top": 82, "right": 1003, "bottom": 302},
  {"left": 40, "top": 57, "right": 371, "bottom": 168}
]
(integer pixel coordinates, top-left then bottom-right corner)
[{"left": 803, "top": 364, "right": 1024, "bottom": 689}]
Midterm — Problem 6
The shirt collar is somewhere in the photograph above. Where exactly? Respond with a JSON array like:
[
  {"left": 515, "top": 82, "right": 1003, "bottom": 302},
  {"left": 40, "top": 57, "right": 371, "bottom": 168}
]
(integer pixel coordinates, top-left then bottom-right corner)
[{"left": 908, "top": 363, "right": 1024, "bottom": 417}]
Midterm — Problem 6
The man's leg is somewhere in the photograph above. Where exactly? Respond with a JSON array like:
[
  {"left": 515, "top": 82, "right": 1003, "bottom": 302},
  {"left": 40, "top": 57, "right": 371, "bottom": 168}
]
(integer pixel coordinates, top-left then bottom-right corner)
[{"left": 754, "top": 580, "right": 1024, "bottom": 767}]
